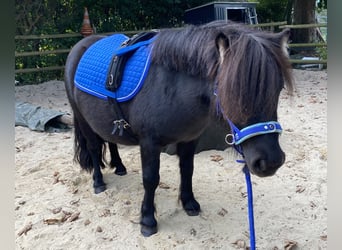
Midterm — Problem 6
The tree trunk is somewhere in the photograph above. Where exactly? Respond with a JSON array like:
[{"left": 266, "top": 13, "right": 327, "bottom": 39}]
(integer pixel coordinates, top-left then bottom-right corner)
[
  {"left": 292, "top": 0, "right": 316, "bottom": 43},
  {"left": 284, "top": 0, "right": 294, "bottom": 24}
]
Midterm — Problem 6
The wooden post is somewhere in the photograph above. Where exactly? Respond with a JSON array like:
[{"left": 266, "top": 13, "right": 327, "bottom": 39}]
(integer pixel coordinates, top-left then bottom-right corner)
[{"left": 81, "top": 7, "right": 93, "bottom": 37}]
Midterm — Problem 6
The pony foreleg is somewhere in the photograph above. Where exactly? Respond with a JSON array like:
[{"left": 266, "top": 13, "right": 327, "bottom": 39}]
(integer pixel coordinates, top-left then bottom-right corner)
[
  {"left": 139, "top": 139, "right": 161, "bottom": 237},
  {"left": 108, "top": 142, "right": 127, "bottom": 176},
  {"left": 177, "top": 141, "right": 201, "bottom": 216}
]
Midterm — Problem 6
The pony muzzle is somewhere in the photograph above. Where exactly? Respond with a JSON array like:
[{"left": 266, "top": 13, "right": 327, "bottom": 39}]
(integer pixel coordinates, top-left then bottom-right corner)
[
  {"left": 225, "top": 120, "right": 285, "bottom": 177},
  {"left": 246, "top": 148, "right": 285, "bottom": 177}
]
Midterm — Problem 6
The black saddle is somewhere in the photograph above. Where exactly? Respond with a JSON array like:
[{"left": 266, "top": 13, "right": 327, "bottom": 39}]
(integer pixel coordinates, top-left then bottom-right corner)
[{"left": 105, "top": 31, "right": 158, "bottom": 92}]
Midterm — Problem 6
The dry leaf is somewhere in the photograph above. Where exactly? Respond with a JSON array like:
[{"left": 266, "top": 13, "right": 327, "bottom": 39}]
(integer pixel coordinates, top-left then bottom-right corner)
[
  {"left": 18, "top": 200, "right": 26, "bottom": 205},
  {"left": 51, "top": 207, "right": 62, "bottom": 214},
  {"left": 241, "top": 191, "right": 247, "bottom": 198},
  {"left": 60, "top": 213, "right": 68, "bottom": 222},
  {"left": 84, "top": 219, "right": 91, "bottom": 226},
  {"left": 53, "top": 176, "right": 60, "bottom": 184},
  {"left": 68, "top": 211, "right": 80, "bottom": 222},
  {"left": 44, "top": 218, "right": 61, "bottom": 225},
  {"left": 99, "top": 209, "right": 111, "bottom": 217},
  {"left": 210, "top": 155, "right": 223, "bottom": 162},
  {"left": 284, "top": 240, "right": 298, "bottom": 250},
  {"left": 232, "top": 239, "right": 246, "bottom": 248},
  {"left": 310, "top": 201, "right": 317, "bottom": 208},
  {"left": 17, "top": 222, "right": 32, "bottom": 236},
  {"left": 159, "top": 182, "right": 170, "bottom": 189},
  {"left": 320, "top": 235, "right": 327, "bottom": 241},
  {"left": 62, "top": 210, "right": 72, "bottom": 216},
  {"left": 296, "top": 185, "right": 305, "bottom": 193},
  {"left": 129, "top": 219, "right": 140, "bottom": 225},
  {"left": 217, "top": 208, "right": 228, "bottom": 217},
  {"left": 71, "top": 188, "right": 78, "bottom": 194},
  {"left": 70, "top": 199, "right": 80, "bottom": 205},
  {"left": 190, "top": 228, "right": 197, "bottom": 236}
]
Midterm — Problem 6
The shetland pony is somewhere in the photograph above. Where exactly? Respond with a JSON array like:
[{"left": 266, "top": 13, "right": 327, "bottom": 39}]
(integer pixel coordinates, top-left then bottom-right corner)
[{"left": 64, "top": 21, "right": 293, "bottom": 236}]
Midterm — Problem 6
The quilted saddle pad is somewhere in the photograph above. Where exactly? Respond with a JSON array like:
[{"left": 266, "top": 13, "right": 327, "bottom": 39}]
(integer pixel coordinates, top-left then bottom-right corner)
[{"left": 74, "top": 34, "right": 153, "bottom": 102}]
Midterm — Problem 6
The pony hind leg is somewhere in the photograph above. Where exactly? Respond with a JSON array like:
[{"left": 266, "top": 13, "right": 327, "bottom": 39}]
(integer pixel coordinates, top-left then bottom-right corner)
[
  {"left": 177, "top": 141, "right": 201, "bottom": 216},
  {"left": 108, "top": 142, "right": 127, "bottom": 176},
  {"left": 73, "top": 114, "right": 107, "bottom": 194}
]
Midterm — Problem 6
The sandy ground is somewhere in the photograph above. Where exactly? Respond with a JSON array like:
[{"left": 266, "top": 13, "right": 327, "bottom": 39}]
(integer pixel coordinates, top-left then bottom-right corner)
[{"left": 15, "top": 69, "right": 327, "bottom": 249}]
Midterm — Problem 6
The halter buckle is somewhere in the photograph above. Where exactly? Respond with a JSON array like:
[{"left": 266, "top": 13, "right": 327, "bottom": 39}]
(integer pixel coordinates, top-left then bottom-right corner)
[{"left": 225, "top": 133, "right": 235, "bottom": 145}]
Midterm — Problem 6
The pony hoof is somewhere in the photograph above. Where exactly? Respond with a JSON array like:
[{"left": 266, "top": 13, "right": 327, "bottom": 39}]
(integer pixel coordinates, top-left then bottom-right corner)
[
  {"left": 114, "top": 169, "right": 127, "bottom": 176},
  {"left": 141, "top": 225, "right": 158, "bottom": 237},
  {"left": 185, "top": 209, "right": 200, "bottom": 216},
  {"left": 94, "top": 185, "right": 106, "bottom": 194},
  {"left": 183, "top": 199, "right": 201, "bottom": 216}
]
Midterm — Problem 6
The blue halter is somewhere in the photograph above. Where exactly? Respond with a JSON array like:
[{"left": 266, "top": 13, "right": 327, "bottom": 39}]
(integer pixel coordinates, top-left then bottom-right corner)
[{"left": 225, "top": 120, "right": 282, "bottom": 145}]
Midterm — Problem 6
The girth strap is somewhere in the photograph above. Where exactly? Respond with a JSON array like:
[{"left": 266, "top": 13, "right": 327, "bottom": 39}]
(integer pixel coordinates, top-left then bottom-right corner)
[{"left": 108, "top": 97, "right": 138, "bottom": 143}]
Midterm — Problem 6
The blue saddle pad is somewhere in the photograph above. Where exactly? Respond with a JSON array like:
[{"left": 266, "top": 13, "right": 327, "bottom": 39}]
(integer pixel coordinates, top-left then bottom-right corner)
[{"left": 74, "top": 34, "right": 153, "bottom": 102}]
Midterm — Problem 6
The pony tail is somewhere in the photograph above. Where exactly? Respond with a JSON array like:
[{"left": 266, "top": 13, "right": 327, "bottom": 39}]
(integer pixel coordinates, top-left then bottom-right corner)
[{"left": 73, "top": 115, "right": 107, "bottom": 173}]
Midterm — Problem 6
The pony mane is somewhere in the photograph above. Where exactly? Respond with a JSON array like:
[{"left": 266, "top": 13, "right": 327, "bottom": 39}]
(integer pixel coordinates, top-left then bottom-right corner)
[
  {"left": 151, "top": 23, "right": 223, "bottom": 79},
  {"left": 152, "top": 21, "right": 294, "bottom": 124}
]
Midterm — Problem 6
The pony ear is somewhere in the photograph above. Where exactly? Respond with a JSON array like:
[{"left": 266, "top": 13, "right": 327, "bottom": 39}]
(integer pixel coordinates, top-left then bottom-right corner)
[
  {"left": 280, "top": 28, "right": 291, "bottom": 42},
  {"left": 277, "top": 28, "right": 291, "bottom": 57},
  {"left": 215, "top": 33, "right": 229, "bottom": 64}
]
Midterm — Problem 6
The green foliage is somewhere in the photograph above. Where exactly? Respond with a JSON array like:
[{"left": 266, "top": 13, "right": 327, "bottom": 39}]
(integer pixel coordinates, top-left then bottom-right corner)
[
  {"left": 16, "top": 0, "right": 328, "bottom": 84},
  {"left": 316, "top": 46, "right": 327, "bottom": 60},
  {"left": 15, "top": 35, "right": 80, "bottom": 85},
  {"left": 317, "top": 0, "right": 327, "bottom": 10},
  {"left": 249, "top": 0, "right": 288, "bottom": 23},
  {"left": 84, "top": 0, "right": 210, "bottom": 32},
  {"left": 15, "top": 0, "right": 212, "bottom": 35},
  {"left": 15, "top": 0, "right": 211, "bottom": 84}
]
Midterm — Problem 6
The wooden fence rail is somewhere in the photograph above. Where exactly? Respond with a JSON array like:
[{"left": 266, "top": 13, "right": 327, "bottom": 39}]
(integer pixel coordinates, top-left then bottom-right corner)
[
  {"left": 14, "top": 30, "right": 143, "bottom": 74},
  {"left": 15, "top": 22, "right": 327, "bottom": 74},
  {"left": 15, "top": 49, "right": 71, "bottom": 57}
]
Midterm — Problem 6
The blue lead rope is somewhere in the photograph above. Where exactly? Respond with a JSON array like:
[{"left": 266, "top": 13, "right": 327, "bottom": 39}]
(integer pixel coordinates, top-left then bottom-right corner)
[
  {"left": 236, "top": 158, "right": 255, "bottom": 250},
  {"left": 243, "top": 165, "right": 256, "bottom": 250}
]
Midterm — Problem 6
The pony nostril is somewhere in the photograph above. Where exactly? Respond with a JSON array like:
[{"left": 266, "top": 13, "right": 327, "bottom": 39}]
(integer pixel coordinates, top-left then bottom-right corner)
[
  {"left": 250, "top": 156, "right": 284, "bottom": 177},
  {"left": 253, "top": 159, "right": 268, "bottom": 172}
]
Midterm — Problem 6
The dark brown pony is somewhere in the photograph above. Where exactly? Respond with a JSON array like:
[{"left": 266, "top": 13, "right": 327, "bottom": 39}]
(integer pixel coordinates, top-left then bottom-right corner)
[{"left": 64, "top": 21, "right": 293, "bottom": 236}]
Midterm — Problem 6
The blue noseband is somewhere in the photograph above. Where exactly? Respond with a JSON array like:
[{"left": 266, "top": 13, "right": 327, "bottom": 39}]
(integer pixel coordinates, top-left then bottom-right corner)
[{"left": 225, "top": 120, "right": 283, "bottom": 146}]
